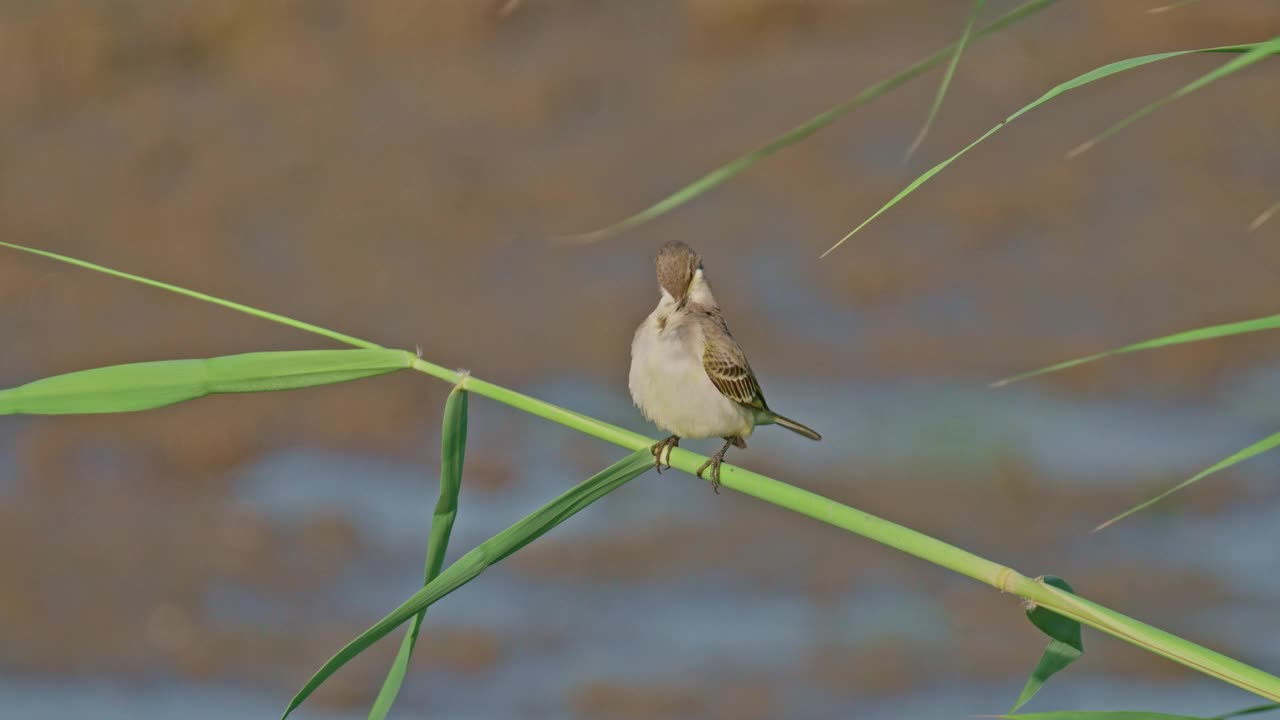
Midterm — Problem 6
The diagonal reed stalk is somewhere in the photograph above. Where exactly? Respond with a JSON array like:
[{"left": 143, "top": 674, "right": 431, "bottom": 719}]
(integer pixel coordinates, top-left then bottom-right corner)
[{"left": 4, "top": 240, "right": 1280, "bottom": 708}]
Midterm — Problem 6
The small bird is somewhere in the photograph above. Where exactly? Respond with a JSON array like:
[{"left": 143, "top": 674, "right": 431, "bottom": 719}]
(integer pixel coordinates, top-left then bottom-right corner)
[{"left": 629, "top": 240, "right": 821, "bottom": 491}]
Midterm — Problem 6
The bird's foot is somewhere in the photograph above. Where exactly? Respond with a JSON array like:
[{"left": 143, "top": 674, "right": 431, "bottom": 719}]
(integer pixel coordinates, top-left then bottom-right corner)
[
  {"left": 695, "top": 437, "right": 737, "bottom": 494},
  {"left": 650, "top": 435, "right": 680, "bottom": 473},
  {"left": 695, "top": 456, "right": 721, "bottom": 493}
]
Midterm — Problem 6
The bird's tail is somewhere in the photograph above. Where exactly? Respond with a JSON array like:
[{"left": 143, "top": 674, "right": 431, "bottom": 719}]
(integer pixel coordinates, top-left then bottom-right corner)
[{"left": 769, "top": 412, "right": 822, "bottom": 441}]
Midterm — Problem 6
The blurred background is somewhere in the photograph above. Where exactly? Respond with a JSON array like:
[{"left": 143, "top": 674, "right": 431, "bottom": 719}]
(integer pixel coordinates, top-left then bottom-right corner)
[{"left": 2, "top": 1, "right": 1280, "bottom": 718}]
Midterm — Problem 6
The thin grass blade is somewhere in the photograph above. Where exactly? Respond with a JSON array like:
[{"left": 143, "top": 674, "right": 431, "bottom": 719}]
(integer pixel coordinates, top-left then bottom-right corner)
[
  {"left": 0, "top": 241, "right": 377, "bottom": 349},
  {"left": 992, "top": 312, "right": 1280, "bottom": 387},
  {"left": 1211, "top": 704, "right": 1280, "bottom": 719},
  {"left": 1068, "top": 37, "right": 1280, "bottom": 158},
  {"left": 905, "top": 0, "right": 985, "bottom": 160},
  {"left": 283, "top": 450, "right": 653, "bottom": 719},
  {"left": 1012, "top": 576, "right": 1083, "bottom": 711},
  {"left": 368, "top": 386, "right": 469, "bottom": 720},
  {"left": 1249, "top": 200, "right": 1280, "bottom": 231},
  {"left": 563, "top": 0, "right": 1058, "bottom": 243},
  {"left": 1095, "top": 430, "right": 1280, "bottom": 532},
  {"left": 821, "top": 42, "right": 1267, "bottom": 257},
  {"left": 1148, "top": 0, "right": 1202, "bottom": 12},
  {"left": 1003, "top": 707, "right": 1203, "bottom": 712},
  {"left": 0, "top": 349, "right": 412, "bottom": 415}
]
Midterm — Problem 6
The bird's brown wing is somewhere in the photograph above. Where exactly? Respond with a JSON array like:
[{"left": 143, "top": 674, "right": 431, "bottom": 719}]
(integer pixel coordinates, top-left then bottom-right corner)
[{"left": 698, "top": 309, "right": 768, "bottom": 412}]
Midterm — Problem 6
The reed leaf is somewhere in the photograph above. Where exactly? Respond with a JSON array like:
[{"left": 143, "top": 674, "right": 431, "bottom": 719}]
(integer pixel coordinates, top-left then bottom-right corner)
[
  {"left": 283, "top": 450, "right": 654, "bottom": 719},
  {"left": 1001, "top": 711, "right": 1280, "bottom": 720},
  {"left": 0, "top": 241, "right": 379, "bottom": 350},
  {"left": 822, "top": 42, "right": 1277, "bottom": 257},
  {"left": 1012, "top": 576, "right": 1083, "bottom": 711},
  {"left": 992, "top": 312, "right": 1280, "bottom": 387},
  {"left": 1067, "top": 37, "right": 1280, "bottom": 158},
  {"left": 1094, "top": 430, "right": 1280, "bottom": 532},
  {"left": 1003, "top": 707, "right": 1203, "bottom": 712},
  {"left": 368, "top": 385, "right": 469, "bottom": 720},
  {"left": 1250, "top": 200, "right": 1280, "bottom": 231},
  {"left": 0, "top": 349, "right": 412, "bottom": 415},
  {"left": 1212, "top": 704, "right": 1280, "bottom": 719},
  {"left": 1148, "top": 0, "right": 1202, "bottom": 12},
  {"left": 906, "top": 0, "right": 985, "bottom": 160},
  {"left": 564, "top": 0, "right": 1058, "bottom": 243}
]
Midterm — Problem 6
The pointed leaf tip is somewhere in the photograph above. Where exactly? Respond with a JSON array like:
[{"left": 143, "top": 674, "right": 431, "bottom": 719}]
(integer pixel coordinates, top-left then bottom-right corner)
[
  {"left": 568, "top": 0, "right": 1060, "bottom": 243},
  {"left": 1011, "top": 576, "right": 1083, "bottom": 711},
  {"left": 905, "top": 0, "right": 985, "bottom": 162},
  {"left": 1093, "top": 429, "right": 1280, "bottom": 531}
]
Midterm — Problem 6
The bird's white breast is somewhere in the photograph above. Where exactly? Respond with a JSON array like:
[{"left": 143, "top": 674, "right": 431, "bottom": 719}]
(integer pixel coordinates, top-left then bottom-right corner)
[{"left": 629, "top": 303, "right": 754, "bottom": 440}]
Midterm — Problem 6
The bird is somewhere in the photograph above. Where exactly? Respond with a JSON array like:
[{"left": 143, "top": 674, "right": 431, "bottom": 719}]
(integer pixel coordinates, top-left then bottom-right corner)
[{"left": 629, "top": 240, "right": 821, "bottom": 492}]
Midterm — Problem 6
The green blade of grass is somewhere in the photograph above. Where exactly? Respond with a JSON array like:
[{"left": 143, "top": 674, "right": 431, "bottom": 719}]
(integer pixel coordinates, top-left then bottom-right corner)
[
  {"left": 992, "top": 312, "right": 1280, "bottom": 387},
  {"left": 0, "top": 349, "right": 412, "bottom": 414},
  {"left": 821, "top": 42, "right": 1272, "bottom": 257},
  {"left": 563, "top": 0, "right": 1058, "bottom": 243},
  {"left": 905, "top": 0, "right": 985, "bottom": 160},
  {"left": 1148, "top": 0, "right": 1204, "bottom": 14},
  {"left": 1094, "top": 429, "right": 1280, "bottom": 532},
  {"left": 368, "top": 385, "right": 469, "bottom": 720},
  {"left": 283, "top": 449, "right": 653, "bottom": 719},
  {"left": 0, "top": 241, "right": 379, "bottom": 350},
  {"left": 1212, "top": 704, "right": 1280, "bottom": 720},
  {"left": 0, "top": 240, "right": 476, "bottom": 389},
  {"left": 1003, "top": 707, "right": 1203, "bottom": 712},
  {"left": 1068, "top": 37, "right": 1280, "bottom": 158},
  {"left": 1012, "top": 576, "right": 1083, "bottom": 712}
]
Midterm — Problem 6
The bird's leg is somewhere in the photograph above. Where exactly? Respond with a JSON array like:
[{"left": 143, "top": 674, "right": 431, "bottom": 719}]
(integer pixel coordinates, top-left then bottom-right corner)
[
  {"left": 650, "top": 435, "right": 680, "bottom": 473},
  {"left": 696, "top": 437, "right": 739, "bottom": 494}
]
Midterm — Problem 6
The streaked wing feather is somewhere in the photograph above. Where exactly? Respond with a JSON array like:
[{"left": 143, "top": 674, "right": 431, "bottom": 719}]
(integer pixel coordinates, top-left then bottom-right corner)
[{"left": 699, "top": 310, "right": 767, "bottom": 411}]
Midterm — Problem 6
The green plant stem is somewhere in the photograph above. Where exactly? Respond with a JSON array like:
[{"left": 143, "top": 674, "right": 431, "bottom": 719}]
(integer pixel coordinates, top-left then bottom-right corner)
[{"left": 408, "top": 360, "right": 1280, "bottom": 702}]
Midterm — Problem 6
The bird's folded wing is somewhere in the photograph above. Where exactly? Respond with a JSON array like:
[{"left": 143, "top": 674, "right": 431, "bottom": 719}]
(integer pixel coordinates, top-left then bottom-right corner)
[{"left": 699, "top": 312, "right": 767, "bottom": 411}]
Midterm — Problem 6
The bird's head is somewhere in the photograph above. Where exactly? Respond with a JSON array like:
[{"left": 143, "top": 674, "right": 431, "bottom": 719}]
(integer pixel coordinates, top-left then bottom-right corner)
[{"left": 655, "top": 240, "right": 705, "bottom": 307}]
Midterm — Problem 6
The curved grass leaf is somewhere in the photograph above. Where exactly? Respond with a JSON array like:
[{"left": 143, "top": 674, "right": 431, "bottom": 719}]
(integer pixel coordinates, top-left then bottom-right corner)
[
  {"left": 1148, "top": 0, "right": 1204, "bottom": 14},
  {"left": 283, "top": 450, "right": 654, "bottom": 719},
  {"left": 821, "top": 42, "right": 1274, "bottom": 257},
  {"left": 1003, "top": 707, "right": 1203, "bottom": 712},
  {"left": 1068, "top": 37, "right": 1280, "bottom": 158},
  {"left": 993, "top": 313, "right": 1280, "bottom": 387},
  {"left": 906, "top": 0, "right": 985, "bottom": 160},
  {"left": 1013, "top": 576, "right": 1083, "bottom": 711},
  {"left": 563, "top": 0, "right": 1059, "bottom": 243},
  {"left": 0, "top": 349, "right": 412, "bottom": 415},
  {"left": 0, "top": 241, "right": 379, "bottom": 350},
  {"left": 1212, "top": 704, "right": 1280, "bottom": 720},
  {"left": 368, "top": 386, "right": 469, "bottom": 719},
  {"left": 1250, "top": 200, "right": 1280, "bottom": 231},
  {"left": 1094, "top": 429, "right": 1280, "bottom": 532}
]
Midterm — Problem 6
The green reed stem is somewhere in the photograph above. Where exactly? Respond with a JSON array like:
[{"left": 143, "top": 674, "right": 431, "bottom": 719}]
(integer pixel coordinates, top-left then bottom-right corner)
[{"left": 411, "top": 361, "right": 1280, "bottom": 702}]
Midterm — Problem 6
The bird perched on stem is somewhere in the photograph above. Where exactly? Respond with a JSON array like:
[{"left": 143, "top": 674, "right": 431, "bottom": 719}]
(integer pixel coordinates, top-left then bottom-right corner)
[{"left": 629, "top": 241, "right": 821, "bottom": 491}]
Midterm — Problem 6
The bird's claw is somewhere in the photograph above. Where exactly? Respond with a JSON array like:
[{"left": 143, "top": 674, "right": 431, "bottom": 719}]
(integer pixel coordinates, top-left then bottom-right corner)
[
  {"left": 650, "top": 436, "right": 679, "bottom": 473},
  {"left": 695, "top": 457, "right": 722, "bottom": 494}
]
